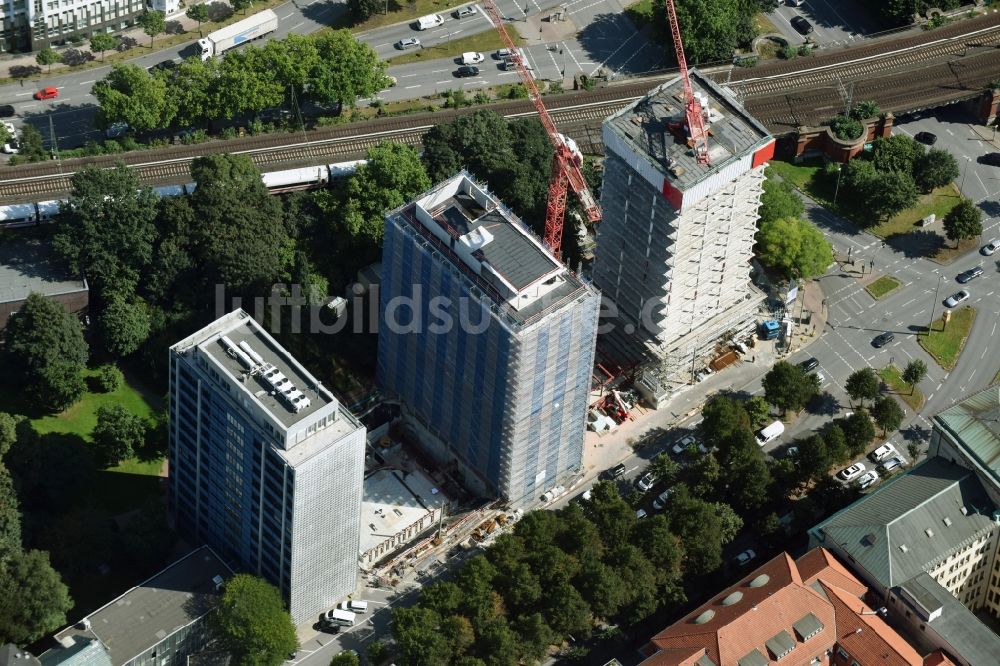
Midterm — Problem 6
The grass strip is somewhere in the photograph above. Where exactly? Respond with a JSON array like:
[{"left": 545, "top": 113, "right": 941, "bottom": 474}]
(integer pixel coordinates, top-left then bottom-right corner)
[
  {"left": 877, "top": 365, "right": 924, "bottom": 412},
  {"left": 865, "top": 275, "right": 901, "bottom": 300},
  {"left": 918, "top": 306, "right": 976, "bottom": 370}
]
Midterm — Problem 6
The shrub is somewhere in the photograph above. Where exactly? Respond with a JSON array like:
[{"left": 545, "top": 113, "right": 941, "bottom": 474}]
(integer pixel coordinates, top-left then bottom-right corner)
[
  {"left": 797, "top": 44, "right": 812, "bottom": 57},
  {"left": 829, "top": 115, "right": 864, "bottom": 141},
  {"left": 779, "top": 44, "right": 797, "bottom": 59},
  {"left": 95, "top": 364, "right": 124, "bottom": 392}
]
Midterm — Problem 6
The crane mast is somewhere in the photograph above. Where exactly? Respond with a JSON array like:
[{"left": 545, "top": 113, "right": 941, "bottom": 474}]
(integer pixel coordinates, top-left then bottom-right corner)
[
  {"left": 664, "top": 0, "right": 710, "bottom": 165},
  {"left": 482, "top": 0, "right": 601, "bottom": 260}
]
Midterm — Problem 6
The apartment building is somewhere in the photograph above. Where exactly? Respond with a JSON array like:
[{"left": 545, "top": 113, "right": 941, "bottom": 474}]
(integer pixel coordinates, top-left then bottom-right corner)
[
  {"left": 594, "top": 70, "right": 775, "bottom": 388},
  {"left": 169, "top": 309, "right": 366, "bottom": 623},
  {"left": 0, "top": 0, "right": 151, "bottom": 52},
  {"left": 377, "top": 172, "right": 600, "bottom": 506}
]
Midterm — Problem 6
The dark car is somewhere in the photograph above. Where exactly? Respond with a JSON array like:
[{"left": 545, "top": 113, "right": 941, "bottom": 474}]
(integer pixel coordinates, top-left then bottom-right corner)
[
  {"left": 872, "top": 332, "right": 894, "bottom": 348},
  {"left": 148, "top": 59, "right": 178, "bottom": 73},
  {"left": 957, "top": 266, "right": 984, "bottom": 283},
  {"left": 978, "top": 153, "right": 1000, "bottom": 167},
  {"left": 791, "top": 16, "right": 813, "bottom": 34},
  {"left": 602, "top": 463, "right": 627, "bottom": 480},
  {"left": 914, "top": 131, "right": 937, "bottom": 145},
  {"left": 799, "top": 357, "right": 820, "bottom": 372},
  {"left": 0, "top": 105, "right": 14, "bottom": 118},
  {"left": 454, "top": 65, "right": 479, "bottom": 78}
]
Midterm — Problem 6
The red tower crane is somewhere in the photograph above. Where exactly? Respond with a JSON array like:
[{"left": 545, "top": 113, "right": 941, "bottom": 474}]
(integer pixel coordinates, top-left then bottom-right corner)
[
  {"left": 664, "top": 0, "right": 710, "bottom": 165},
  {"left": 482, "top": 0, "right": 601, "bottom": 260}
]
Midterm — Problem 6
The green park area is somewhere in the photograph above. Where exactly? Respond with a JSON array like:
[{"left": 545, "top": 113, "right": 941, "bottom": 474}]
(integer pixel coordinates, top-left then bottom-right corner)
[
  {"left": 865, "top": 275, "right": 901, "bottom": 300},
  {"left": 877, "top": 365, "right": 924, "bottom": 411},
  {"left": 387, "top": 30, "right": 515, "bottom": 65},
  {"left": 920, "top": 306, "right": 976, "bottom": 370}
]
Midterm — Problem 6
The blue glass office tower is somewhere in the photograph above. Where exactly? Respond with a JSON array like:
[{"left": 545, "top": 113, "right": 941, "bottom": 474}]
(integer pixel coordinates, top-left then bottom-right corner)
[
  {"left": 377, "top": 172, "right": 600, "bottom": 507},
  {"left": 169, "top": 310, "right": 366, "bottom": 623}
]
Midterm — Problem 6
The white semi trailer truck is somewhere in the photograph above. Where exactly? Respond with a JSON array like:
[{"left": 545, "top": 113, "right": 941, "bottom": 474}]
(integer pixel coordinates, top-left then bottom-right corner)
[{"left": 198, "top": 9, "right": 279, "bottom": 60}]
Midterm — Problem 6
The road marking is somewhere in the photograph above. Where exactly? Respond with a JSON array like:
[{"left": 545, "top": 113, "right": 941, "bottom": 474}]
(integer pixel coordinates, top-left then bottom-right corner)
[
  {"left": 280, "top": 11, "right": 295, "bottom": 18},
  {"left": 927, "top": 392, "right": 935, "bottom": 401},
  {"left": 945, "top": 128, "right": 954, "bottom": 136},
  {"left": 405, "top": 84, "right": 420, "bottom": 89},
  {"left": 432, "top": 68, "right": 450, "bottom": 73},
  {"left": 984, "top": 348, "right": 989, "bottom": 359},
  {"left": 436, "top": 80, "right": 451, "bottom": 84},
  {"left": 79, "top": 80, "right": 94, "bottom": 85},
  {"left": 14, "top": 92, "right": 30, "bottom": 97},
  {"left": 936, "top": 382, "right": 943, "bottom": 391},
  {"left": 292, "top": 21, "right": 305, "bottom": 29},
  {"left": 969, "top": 368, "right": 978, "bottom": 382},
  {"left": 374, "top": 42, "right": 390, "bottom": 48}
]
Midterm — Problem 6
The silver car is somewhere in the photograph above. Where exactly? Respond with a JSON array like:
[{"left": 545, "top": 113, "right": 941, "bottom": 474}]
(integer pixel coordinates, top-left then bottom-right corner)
[
  {"left": 839, "top": 462, "right": 866, "bottom": 481},
  {"left": 943, "top": 290, "right": 969, "bottom": 308},
  {"left": 858, "top": 470, "right": 880, "bottom": 490}
]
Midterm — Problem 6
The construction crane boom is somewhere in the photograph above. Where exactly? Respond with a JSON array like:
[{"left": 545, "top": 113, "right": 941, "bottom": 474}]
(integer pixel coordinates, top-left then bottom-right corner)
[
  {"left": 482, "top": 0, "right": 600, "bottom": 260},
  {"left": 664, "top": 0, "right": 709, "bottom": 165}
]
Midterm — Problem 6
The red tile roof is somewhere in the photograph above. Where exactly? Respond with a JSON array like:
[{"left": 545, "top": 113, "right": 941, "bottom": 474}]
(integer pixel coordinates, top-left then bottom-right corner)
[{"left": 639, "top": 548, "right": 925, "bottom": 666}]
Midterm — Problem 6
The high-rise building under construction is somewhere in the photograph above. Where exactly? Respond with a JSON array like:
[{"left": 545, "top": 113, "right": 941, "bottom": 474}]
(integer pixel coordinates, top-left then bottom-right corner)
[
  {"left": 377, "top": 172, "right": 600, "bottom": 506},
  {"left": 593, "top": 71, "right": 775, "bottom": 389}
]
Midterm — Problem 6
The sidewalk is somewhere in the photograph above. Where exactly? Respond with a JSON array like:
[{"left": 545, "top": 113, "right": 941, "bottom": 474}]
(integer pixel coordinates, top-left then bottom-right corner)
[{"left": 579, "top": 279, "right": 828, "bottom": 479}]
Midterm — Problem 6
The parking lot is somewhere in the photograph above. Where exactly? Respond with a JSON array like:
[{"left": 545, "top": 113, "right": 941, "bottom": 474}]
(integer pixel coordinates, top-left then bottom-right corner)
[{"left": 768, "top": 0, "right": 882, "bottom": 47}]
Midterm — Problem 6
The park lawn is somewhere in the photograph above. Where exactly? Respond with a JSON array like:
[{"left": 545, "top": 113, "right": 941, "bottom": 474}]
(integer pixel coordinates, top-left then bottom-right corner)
[
  {"left": 919, "top": 306, "right": 976, "bottom": 370},
  {"left": 865, "top": 275, "right": 901, "bottom": 300},
  {"left": 754, "top": 12, "right": 780, "bottom": 35},
  {"left": 766, "top": 159, "right": 834, "bottom": 205},
  {"left": 386, "top": 30, "right": 518, "bottom": 65},
  {"left": 877, "top": 365, "right": 924, "bottom": 412},
  {"left": 870, "top": 183, "right": 962, "bottom": 239},
  {"left": 32, "top": 368, "right": 158, "bottom": 439},
  {"left": 625, "top": 0, "right": 655, "bottom": 30}
]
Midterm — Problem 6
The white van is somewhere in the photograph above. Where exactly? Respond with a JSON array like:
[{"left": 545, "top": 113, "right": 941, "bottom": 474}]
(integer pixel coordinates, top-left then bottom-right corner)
[
  {"left": 417, "top": 14, "right": 443, "bottom": 29},
  {"left": 346, "top": 600, "right": 368, "bottom": 613},
  {"left": 755, "top": 420, "right": 785, "bottom": 447},
  {"left": 461, "top": 51, "right": 484, "bottom": 65},
  {"left": 323, "top": 608, "right": 356, "bottom": 627}
]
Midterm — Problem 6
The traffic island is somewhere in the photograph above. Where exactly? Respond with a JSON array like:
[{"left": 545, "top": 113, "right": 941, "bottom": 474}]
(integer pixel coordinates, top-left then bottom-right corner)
[
  {"left": 865, "top": 275, "right": 901, "bottom": 300},
  {"left": 919, "top": 306, "right": 976, "bottom": 370},
  {"left": 877, "top": 365, "right": 924, "bottom": 412}
]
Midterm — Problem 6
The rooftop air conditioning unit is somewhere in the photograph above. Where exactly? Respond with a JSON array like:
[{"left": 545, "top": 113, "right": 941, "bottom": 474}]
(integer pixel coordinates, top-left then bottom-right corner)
[{"left": 212, "top": 575, "right": 224, "bottom": 591}]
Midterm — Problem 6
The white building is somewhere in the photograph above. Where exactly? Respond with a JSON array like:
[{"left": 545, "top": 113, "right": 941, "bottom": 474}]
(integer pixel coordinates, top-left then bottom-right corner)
[{"left": 0, "top": 0, "right": 170, "bottom": 52}]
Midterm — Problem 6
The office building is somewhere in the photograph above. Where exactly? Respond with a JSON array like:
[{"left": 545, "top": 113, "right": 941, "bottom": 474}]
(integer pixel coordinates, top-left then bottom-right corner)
[
  {"left": 637, "top": 547, "right": 954, "bottom": 666},
  {"left": 169, "top": 310, "right": 366, "bottom": 623},
  {"left": 0, "top": 0, "right": 146, "bottom": 53},
  {"left": 377, "top": 172, "right": 600, "bottom": 506},
  {"left": 809, "top": 457, "right": 1000, "bottom": 665},
  {"left": 930, "top": 384, "right": 1000, "bottom": 506},
  {"left": 39, "top": 546, "right": 230, "bottom": 666},
  {"left": 594, "top": 71, "right": 774, "bottom": 387}
]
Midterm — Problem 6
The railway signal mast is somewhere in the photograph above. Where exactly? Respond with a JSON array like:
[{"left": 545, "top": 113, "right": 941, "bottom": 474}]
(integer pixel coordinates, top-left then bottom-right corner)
[
  {"left": 482, "top": 0, "right": 601, "bottom": 260},
  {"left": 664, "top": 0, "right": 710, "bottom": 165}
]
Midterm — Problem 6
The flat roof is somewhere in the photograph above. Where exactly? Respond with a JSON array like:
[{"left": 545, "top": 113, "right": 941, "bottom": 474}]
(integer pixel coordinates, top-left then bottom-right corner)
[
  {"left": 359, "top": 468, "right": 448, "bottom": 556},
  {"left": 47, "top": 547, "right": 231, "bottom": 666},
  {"left": 934, "top": 385, "right": 1000, "bottom": 487},
  {"left": 604, "top": 70, "right": 771, "bottom": 191},
  {"left": 0, "top": 238, "right": 87, "bottom": 305},
  {"left": 389, "top": 172, "right": 595, "bottom": 327}
]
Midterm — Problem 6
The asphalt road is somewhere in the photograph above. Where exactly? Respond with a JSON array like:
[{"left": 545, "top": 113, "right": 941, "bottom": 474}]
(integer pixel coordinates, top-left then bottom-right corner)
[{"left": 768, "top": 0, "right": 880, "bottom": 48}]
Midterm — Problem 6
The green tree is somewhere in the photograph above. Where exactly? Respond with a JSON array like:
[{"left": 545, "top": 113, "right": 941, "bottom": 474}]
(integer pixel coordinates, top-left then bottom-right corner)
[
  {"left": 348, "top": 0, "right": 383, "bottom": 19},
  {"left": 699, "top": 395, "right": 752, "bottom": 461},
  {"left": 871, "top": 170, "right": 919, "bottom": 222},
  {"left": 442, "top": 614, "right": 475, "bottom": 657},
  {"left": 392, "top": 606, "right": 454, "bottom": 666},
  {"left": 871, "top": 395, "right": 904, "bottom": 436},
  {"left": 186, "top": 4, "right": 210, "bottom": 37},
  {"left": 652, "top": 0, "right": 749, "bottom": 64},
  {"left": 512, "top": 613, "right": 556, "bottom": 663},
  {"left": 189, "top": 154, "right": 289, "bottom": 291},
  {"left": 92, "top": 64, "right": 173, "bottom": 132},
  {"left": 902, "top": 359, "right": 928, "bottom": 392},
  {"left": 743, "top": 395, "right": 771, "bottom": 429},
  {"left": 91, "top": 405, "right": 147, "bottom": 467},
  {"left": 89, "top": 33, "right": 116, "bottom": 62},
  {"left": 95, "top": 363, "right": 124, "bottom": 392},
  {"left": 15, "top": 125, "right": 47, "bottom": 162},
  {"left": 0, "top": 412, "right": 22, "bottom": 459},
  {"left": 913, "top": 148, "right": 959, "bottom": 192},
  {"left": 366, "top": 641, "right": 388, "bottom": 665},
  {"left": 54, "top": 163, "right": 159, "bottom": 295},
  {"left": 329, "top": 653, "right": 359, "bottom": 666},
  {"left": 845, "top": 368, "right": 880, "bottom": 406},
  {"left": 829, "top": 115, "right": 864, "bottom": 140},
  {"left": 872, "top": 134, "right": 925, "bottom": 174},
  {"left": 841, "top": 410, "right": 876, "bottom": 457},
  {"left": 338, "top": 142, "right": 430, "bottom": 244},
  {"left": 688, "top": 455, "right": 722, "bottom": 498},
  {"left": 756, "top": 216, "right": 833, "bottom": 279},
  {"left": 942, "top": 199, "right": 983, "bottom": 248},
  {"left": 823, "top": 423, "right": 849, "bottom": 465},
  {"left": 796, "top": 434, "right": 831, "bottom": 485},
  {"left": 0, "top": 549, "right": 73, "bottom": 643},
  {"left": 309, "top": 30, "right": 389, "bottom": 107},
  {"left": 232, "top": 0, "right": 251, "bottom": 13},
  {"left": 544, "top": 582, "right": 591, "bottom": 636},
  {"left": 477, "top": 618, "right": 519, "bottom": 666},
  {"left": 168, "top": 57, "right": 219, "bottom": 127},
  {"left": 4, "top": 294, "right": 88, "bottom": 412},
  {"left": 35, "top": 47, "right": 61, "bottom": 73},
  {"left": 724, "top": 435, "right": 773, "bottom": 513},
  {"left": 214, "top": 49, "right": 285, "bottom": 120},
  {"left": 758, "top": 172, "right": 804, "bottom": 225},
  {"left": 762, "top": 361, "right": 818, "bottom": 415},
  {"left": 99, "top": 293, "right": 151, "bottom": 357},
  {"left": 667, "top": 486, "right": 735, "bottom": 574},
  {"left": 137, "top": 10, "right": 166, "bottom": 48},
  {"left": 850, "top": 100, "right": 880, "bottom": 120},
  {"left": 214, "top": 574, "right": 298, "bottom": 666},
  {"left": 648, "top": 453, "right": 679, "bottom": 486},
  {"left": 0, "top": 465, "right": 22, "bottom": 555},
  {"left": 261, "top": 34, "right": 320, "bottom": 97}
]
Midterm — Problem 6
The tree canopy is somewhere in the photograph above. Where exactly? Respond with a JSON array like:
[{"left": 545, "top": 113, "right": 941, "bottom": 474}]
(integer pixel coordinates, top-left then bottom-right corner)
[
  {"left": 942, "top": 199, "right": 983, "bottom": 247},
  {"left": 755, "top": 216, "right": 833, "bottom": 279},
  {"left": 93, "top": 64, "right": 173, "bottom": 133},
  {"left": 913, "top": 148, "right": 959, "bottom": 192},
  {"left": 0, "top": 549, "right": 73, "bottom": 644},
  {"left": 758, "top": 173, "right": 804, "bottom": 225},
  {"left": 902, "top": 359, "right": 928, "bottom": 388},
  {"left": 214, "top": 574, "right": 298, "bottom": 666},
  {"left": 872, "top": 395, "right": 904, "bottom": 436},
  {"left": 762, "top": 361, "right": 819, "bottom": 414},
  {"left": 872, "top": 134, "right": 924, "bottom": 174},
  {"left": 92, "top": 405, "right": 148, "bottom": 467}
]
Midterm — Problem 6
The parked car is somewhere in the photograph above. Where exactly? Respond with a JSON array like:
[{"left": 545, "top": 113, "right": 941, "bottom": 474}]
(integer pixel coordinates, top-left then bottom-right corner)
[
  {"left": 454, "top": 65, "right": 479, "bottom": 77},
  {"left": 461, "top": 51, "right": 484, "bottom": 65},
  {"left": 870, "top": 443, "right": 896, "bottom": 462},
  {"left": 882, "top": 456, "right": 905, "bottom": 473},
  {"left": 839, "top": 462, "right": 867, "bottom": 481},
  {"left": 734, "top": 549, "right": 757, "bottom": 566},
  {"left": 495, "top": 48, "right": 515, "bottom": 59},
  {"left": 604, "top": 463, "right": 627, "bottom": 480},
  {"left": 858, "top": 470, "right": 880, "bottom": 490},
  {"left": 540, "top": 485, "right": 566, "bottom": 502},
  {"left": 34, "top": 86, "right": 58, "bottom": 100},
  {"left": 943, "top": 290, "right": 970, "bottom": 308},
  {"left": 396, "top": 37, "right": 421, "bottom": 49},
  {"left": 786, "top": 445, "right": 799, "bottom": 458},
  {"left": 799, "top": 357, "right": 820, "bottom": 372},
  {"left": 636, "top": 508, "right": 648, "bottom": 519},
  {"left": 454, "top": 5, "right": 477, "bottom": 18},
  {"left": 2, "top": 139, "right": 19, "bottom": 154},
  {"left": 982, "top": 239, "right": 999, "bottom": 256},
  {"left": 977, "top": 153, "right": 1000, "bottom": 167},
  {"left": 636, "top": 472, "right": 656, "bottom": 493},
  {"left": 872, "top": 332, "right": 894, "bottom": 348},
  {"left": 653, "top": 488, "right": 674, "bottom": 511},
  {"left": 957, "top": 266, "right": 984, "bottom": 283},
  {"left": 147, "top": 58, "right": 178, "bottom": 73},
  {"left": 914, "top": 131, "right": 937, "bottom": 145},
  {"left": 0, "top": 105, "right": 15, "bottom": 118},
  {"left": 791, "top": 16, "right": 813, "bottom": 34},
  {"left": 672, "top": 434, "right": 706, "bottom": 454}
]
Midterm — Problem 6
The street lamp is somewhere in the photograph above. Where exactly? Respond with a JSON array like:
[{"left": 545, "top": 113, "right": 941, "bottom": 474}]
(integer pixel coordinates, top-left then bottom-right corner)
[
  {"left": 960, "top": 155, "right": 972, "bottom": 193},
  {"left": 926, "top": 274, "right": 945, "bottom": 337},
  {"left": 833, "top": 164, "right": 843, "bottom": 207},
  {"left": 871, "top": 241, "right": 886, "bottom": 273}
]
